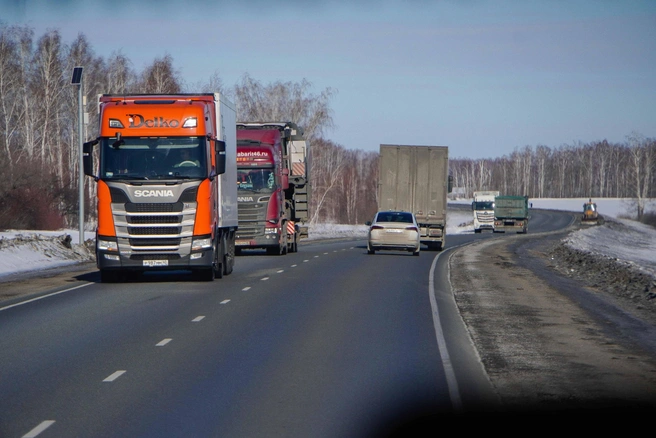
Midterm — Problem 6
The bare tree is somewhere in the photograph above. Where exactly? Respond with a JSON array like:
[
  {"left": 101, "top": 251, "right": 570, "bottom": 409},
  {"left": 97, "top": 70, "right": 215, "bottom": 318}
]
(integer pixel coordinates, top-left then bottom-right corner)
[
  {"left": 0, "top": 25, "right": 23, "bottom": 184},
  {"left": 139, "top": 54, "right": 182, "bottom": 93},
  {"left": 232, "top": 73, "right": 335, "bottom": 143},
  {"left": 309, "top": 138, "right": 347, "bottom": 224}
]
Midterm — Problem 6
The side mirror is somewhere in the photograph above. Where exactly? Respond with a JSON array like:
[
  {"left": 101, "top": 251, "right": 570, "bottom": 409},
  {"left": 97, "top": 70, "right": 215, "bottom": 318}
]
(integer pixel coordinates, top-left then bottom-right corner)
[
  {"left": 215, "top": 140, "right": 226, "bottom": 175},
  {"left": 83, "top": 139, "right": 99, "bottom": 178}
]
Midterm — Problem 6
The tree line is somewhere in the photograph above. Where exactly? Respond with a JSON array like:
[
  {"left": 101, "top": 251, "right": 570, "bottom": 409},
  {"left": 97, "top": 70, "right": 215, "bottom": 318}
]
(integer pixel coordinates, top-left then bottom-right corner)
[
  {"left": 450, "top": 135, "right": 655, "bottom": 220},
  {"left": 0, "top": 25, "right": 653, "bottom": 230}
]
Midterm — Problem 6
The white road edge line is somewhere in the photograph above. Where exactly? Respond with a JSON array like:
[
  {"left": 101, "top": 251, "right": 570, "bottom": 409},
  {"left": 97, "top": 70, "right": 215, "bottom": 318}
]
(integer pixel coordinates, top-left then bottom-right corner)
[
  {"left": 429, "top": 249, "right": 463, "bottom": 412},
  {"left": 156, "top": 338, "right": 172, "bottom": 347},
  {"left": 103, "top": 370, "right": 126, "bottom": 382},
  {"left": 22, "top": 420, "right": 55, "bottom": 438},
  {"left": 0, "top": 283, "right": 92, "bottom": 312}
]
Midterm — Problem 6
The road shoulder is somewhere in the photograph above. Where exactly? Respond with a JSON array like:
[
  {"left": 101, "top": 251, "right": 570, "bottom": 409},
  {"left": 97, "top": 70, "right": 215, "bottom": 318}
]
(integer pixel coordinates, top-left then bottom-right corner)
[{"left": 449, "top": 233, "right": 656, "bottom": 413}]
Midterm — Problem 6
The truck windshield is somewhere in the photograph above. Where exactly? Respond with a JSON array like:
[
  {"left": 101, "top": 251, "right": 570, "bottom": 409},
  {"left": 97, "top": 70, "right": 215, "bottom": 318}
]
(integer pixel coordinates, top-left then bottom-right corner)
[
  {"left": 99, "top": 137, "right": 207, "bottom": 180},
  {"left": 237, "top": 169, "right": 276, "bottom": 193},
  {"left": 473, "top": 201, "right": 494, "bottom": 210}
]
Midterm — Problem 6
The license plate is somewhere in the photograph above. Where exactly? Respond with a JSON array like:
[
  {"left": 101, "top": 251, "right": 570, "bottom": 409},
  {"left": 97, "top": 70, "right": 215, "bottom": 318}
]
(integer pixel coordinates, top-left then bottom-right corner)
[
  {"left": 386, "top": 229, "right": 402, "bottom": 233},
  {"left": 235, "top": 240, "right": 250, "bottom": 246},
  {"left": 143, "top": 260, "right": 168, "bottom": 267}
]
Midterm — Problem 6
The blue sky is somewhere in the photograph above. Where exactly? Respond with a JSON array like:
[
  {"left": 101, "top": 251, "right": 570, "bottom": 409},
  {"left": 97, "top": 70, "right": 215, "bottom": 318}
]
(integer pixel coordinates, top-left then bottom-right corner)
[{"left": 3, "top": 0, "right": 655, "bottom": 159}]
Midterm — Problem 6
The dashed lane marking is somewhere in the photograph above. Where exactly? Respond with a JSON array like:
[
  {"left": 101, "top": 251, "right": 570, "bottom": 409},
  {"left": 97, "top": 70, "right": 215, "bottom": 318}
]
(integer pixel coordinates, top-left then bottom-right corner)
[
  {"left": 156, "top": 339, "right": 172, "bottom": 347},
  {"left": 103, "top": 370, "right": 126, "bottom": 382},
  {"left": 192, "top": 316, "right": 205, "bottom": 322},
  {"left": 22, "top": 420, "right": 55, "bottom": 438},
  {"left": 220, "top": 299, "right": 230, "bottom": 304}
]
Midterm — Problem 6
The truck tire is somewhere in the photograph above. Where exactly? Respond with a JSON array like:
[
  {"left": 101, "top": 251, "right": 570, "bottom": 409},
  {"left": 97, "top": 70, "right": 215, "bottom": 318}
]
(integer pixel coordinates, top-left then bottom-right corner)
[
  {"left": 213, "top": 236, "right": 224, "bottom": 279},
  {"left": 223, "top": 231, "right": 235, "bottom": 275}
]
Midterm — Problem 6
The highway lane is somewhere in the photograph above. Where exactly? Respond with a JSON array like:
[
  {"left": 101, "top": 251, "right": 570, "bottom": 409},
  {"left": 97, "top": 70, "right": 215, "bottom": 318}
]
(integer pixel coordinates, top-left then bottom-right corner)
[{"left": 0, "top": 208, "right": 574, "bottom": 437}]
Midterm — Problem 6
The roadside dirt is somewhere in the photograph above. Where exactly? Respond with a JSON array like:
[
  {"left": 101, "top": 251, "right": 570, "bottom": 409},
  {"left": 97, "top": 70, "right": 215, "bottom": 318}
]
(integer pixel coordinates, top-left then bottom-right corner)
[{"left": 450, "top": 230, "right": 656, "bottom": 415}]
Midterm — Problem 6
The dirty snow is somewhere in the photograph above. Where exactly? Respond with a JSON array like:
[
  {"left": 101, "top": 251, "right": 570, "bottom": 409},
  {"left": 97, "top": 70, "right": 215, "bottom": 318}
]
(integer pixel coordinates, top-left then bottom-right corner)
[{"left": 0, "top": 198, "right": 654, "bottom": 279}]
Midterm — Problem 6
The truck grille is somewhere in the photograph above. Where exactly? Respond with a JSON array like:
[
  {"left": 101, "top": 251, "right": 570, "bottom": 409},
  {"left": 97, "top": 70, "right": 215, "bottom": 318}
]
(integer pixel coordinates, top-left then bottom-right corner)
[
  {"left": 129, "top": 238, "right": 182, "bottom": 247},
  {"left": 126, "top": 202, "right": 183, "bottom": 213},
  {"left": 237, "top": 201, "right": 266, "bottom": 238},
  {"left": 128, "top": 226, "right": 182, "bottom": 235}
]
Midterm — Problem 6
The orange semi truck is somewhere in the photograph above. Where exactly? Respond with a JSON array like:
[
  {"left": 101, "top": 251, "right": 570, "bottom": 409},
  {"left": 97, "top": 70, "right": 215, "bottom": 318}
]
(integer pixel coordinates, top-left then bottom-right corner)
[
  {"left": 235, "top": 122, "right": 309, "bottom": 255},
  {"left": 83, "top": 93, "right": 238, "bottom": 282}
]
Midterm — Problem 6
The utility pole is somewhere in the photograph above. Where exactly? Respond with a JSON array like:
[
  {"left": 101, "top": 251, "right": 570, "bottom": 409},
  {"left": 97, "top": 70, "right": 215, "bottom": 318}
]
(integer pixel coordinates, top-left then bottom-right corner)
[{"left": 71, "top": 67, "right": 84, "bottom": 245}]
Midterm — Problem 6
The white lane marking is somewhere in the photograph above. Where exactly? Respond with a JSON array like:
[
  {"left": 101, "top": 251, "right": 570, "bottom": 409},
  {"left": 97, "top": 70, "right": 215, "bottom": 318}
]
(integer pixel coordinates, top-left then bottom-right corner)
[
  {"left": 192, "top": 316, "right": 205, "bottom": 322},
  {"left": 291, "top": 264, "right": 297, "bottom": 268},
  {"left": 242, "top": 287, "right": 251, "bottom": 291},
  {"left": 103, "top": 370, "right": 126, "bottom": 382},
  {"left": 0, "top": 283, "right": 92, "bottom": 312},
  {"left": 277, "top": 270, "right": 284, "bottom": 273},
  {"left": 303, "top": 260, "right": 309, "bottom": 263},
  {"left": 22, "top": 420, "right": 55, "bottom": 438},
  {"left": 314, "top": 255, "right": 319, "bottom": 258},
  {"left": 261, "top": 277, "right": 269, "bottom": 281},
  {"left": 156, "top": 339, "right": 172, "bottom": 347},
  {"left": 324, "top": 252, "right": 329, "bottom": 254},
  {"left": 220, "top": 299, "right": 230, "bottom": 304},
  {"left": 429, "top": 250, "right": 463, "bottom": 411}
]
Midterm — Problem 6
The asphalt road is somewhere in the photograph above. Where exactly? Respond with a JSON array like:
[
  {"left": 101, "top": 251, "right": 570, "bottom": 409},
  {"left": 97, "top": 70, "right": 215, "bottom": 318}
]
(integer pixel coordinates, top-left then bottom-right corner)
[{"left": 0, "top": 209, "right": 574, "bottom": 437}]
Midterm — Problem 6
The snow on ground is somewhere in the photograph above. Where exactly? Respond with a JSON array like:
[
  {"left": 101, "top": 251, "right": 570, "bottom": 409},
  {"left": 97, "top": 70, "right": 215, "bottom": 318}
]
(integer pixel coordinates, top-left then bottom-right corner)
[{"left": 0, "top": 199, "right": 654, "bottom": 279}]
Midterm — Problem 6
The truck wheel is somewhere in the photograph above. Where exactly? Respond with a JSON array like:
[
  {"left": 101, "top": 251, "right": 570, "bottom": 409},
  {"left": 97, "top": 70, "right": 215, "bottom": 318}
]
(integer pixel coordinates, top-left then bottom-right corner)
[
  {"left": 213, "top": 238, "right": 224, "bottom": 279},
  {"left": 223, "top": 232, "right": 235, "bottom": 275}
]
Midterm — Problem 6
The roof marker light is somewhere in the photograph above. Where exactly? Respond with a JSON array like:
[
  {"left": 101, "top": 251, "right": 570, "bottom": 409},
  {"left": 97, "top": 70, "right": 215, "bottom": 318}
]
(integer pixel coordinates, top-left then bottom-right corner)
[
  {"left": 183, "top": 118, "right": 198, "bottom": 128},
  {"left": 109, "top": 119, "right": 124, "bottom": 128}
]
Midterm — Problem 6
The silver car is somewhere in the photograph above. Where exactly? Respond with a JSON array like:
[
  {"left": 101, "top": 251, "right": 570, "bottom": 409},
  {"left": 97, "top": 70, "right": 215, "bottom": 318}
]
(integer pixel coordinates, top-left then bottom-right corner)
[{"left": 366, "top": 211, "right": 420, "bottom": 256}]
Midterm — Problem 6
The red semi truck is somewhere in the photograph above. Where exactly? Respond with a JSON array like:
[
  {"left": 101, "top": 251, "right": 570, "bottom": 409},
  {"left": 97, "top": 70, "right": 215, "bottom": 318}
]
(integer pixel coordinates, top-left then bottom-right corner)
[
  {"left": 235, "top": 122, "right": 309, "bottom": 255},
  {"left": 83, "top": 93, "right": 238, "bottom": 282}
]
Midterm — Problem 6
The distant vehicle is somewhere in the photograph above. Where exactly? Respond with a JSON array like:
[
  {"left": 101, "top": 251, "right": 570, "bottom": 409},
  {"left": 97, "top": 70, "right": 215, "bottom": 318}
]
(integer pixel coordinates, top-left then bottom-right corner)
[
  {"left": 378, "top": 144, "right": 450, "bottom": 250},
  {"left": 494, "top": 195, "right": 529, "bottom": 234},
  {"left": 582, "top": 198, "right": 601, "bottom": 225},
  {"left": 366, "top": 211, "right": 420, "bottom": 256},
  {"left": 472, "top": 190, "right": 499, "bottom": 233}
]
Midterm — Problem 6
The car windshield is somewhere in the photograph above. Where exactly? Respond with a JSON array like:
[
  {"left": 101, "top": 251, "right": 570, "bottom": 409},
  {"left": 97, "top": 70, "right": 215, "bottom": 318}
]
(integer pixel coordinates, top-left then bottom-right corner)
[
  {"left": 375, "top": 212, "right": 414, "bottom": 223},
  {"left": 237, "top": 169, "right": 276, "bottom": 194},
  {"left": 99, "top": 136, "right": 206, "bottom": 180}
]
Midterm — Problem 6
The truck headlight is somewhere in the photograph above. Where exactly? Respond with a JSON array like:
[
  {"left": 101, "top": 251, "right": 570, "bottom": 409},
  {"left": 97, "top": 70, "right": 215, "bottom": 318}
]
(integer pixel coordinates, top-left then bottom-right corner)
[
  {"left": 192, "top": 237, "right": 212, "bottom": 251},
  {"left": 98, "top": 239, "right": 118, "bottom": 252}
]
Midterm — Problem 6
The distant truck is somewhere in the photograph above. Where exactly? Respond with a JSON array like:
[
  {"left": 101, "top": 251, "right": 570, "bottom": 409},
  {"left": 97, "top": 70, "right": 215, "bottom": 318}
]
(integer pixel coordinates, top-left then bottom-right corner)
[
  {"left": 378, "top": 144, "right": 450, "bottom": 250},
  {"left": 472, "top": 190, "right": 499, "bottom": 233},
  {"left": 235, "top": 122, "right": 310, "bottom": 255},
  {"left": 83, "top": 93, "right": 238, "bottom": 282},
  {"left": 494, "top": 195, "right": 529, "bottom": 234}
]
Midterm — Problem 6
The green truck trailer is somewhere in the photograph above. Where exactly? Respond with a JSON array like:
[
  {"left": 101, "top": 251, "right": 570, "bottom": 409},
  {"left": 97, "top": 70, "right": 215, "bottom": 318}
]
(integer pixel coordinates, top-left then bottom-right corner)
[{"left": 493, "top": 195, "right": 529, "bottom": 234}]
